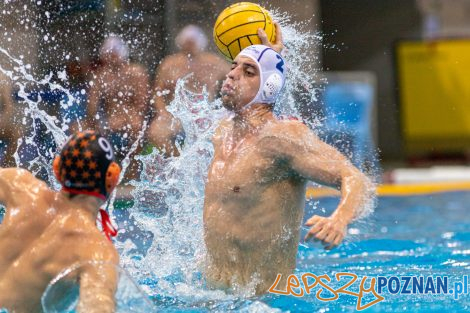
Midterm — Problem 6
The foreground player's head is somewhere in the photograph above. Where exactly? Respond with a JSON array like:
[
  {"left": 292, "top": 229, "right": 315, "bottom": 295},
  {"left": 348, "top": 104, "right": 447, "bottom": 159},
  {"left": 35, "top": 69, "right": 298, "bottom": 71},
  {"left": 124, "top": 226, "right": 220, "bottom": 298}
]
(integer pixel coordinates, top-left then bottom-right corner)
[{"left": 53, "top": 130, "right": 121, "bottom": 201}]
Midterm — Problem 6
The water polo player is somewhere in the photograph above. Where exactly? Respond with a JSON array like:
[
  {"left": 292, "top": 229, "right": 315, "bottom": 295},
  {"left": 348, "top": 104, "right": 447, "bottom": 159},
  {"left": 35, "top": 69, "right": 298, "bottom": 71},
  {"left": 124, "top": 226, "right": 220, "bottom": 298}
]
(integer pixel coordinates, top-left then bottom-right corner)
[
  {"left": 0, "top": 130, "right": 120, "bottom": 313},
  {"left": 203, "top": 44, "right": 375, "bottom": 294}
]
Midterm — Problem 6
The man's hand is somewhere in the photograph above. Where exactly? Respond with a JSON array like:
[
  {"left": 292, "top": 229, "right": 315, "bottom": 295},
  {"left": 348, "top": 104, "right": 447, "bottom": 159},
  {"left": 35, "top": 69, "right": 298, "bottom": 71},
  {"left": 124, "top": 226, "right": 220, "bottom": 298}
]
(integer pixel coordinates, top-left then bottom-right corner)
[
  {"left": 258, "top": 22, "right": 284, "bottom": 53},
  {"left": 304, "top": 215, "right": 347, "bottom": 250}
]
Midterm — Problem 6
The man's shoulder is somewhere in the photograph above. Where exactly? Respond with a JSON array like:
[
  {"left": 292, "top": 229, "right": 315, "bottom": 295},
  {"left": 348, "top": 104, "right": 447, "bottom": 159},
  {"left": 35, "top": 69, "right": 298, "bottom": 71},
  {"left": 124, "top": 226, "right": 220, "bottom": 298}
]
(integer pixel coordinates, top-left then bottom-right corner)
[
  {"left": 259, "top": 118, "right": 321, "bottom": 154},
  {"left": 264, "top": 117, "right": 313, "bottom": 138},
  {"left": 201, "top": 52, "right": 228, "bottom": 64},
  {"left": 0, "top": 168, "right": 39, "bottom": 184},
  {"left": 0, "top": 168, "right": 49, "bottom": 203},
  {"left": 128, "top": 63, "right": 148, "bottom": 77},
  {"left": 161, "top": 53, "right": 186, "bottom": 66},
  {"left": 212, "top": 116, "right": 233, "bottom": 142}
]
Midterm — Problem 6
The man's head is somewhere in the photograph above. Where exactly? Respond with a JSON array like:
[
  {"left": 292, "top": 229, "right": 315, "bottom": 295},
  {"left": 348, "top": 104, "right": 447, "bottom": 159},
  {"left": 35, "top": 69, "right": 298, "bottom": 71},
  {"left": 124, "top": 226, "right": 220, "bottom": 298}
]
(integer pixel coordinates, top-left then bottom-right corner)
[
  {"left": 53, "top": 130, "right": 121, "bottom": 201},
  {"left": 99, "top": 35, "right": 129, "bottom": 65},
  {"left": 175, "top": 25, "right": 208, "bottom": 54},
  {"left": 221, "top": 45, "right": 286, "bottom": 112}
]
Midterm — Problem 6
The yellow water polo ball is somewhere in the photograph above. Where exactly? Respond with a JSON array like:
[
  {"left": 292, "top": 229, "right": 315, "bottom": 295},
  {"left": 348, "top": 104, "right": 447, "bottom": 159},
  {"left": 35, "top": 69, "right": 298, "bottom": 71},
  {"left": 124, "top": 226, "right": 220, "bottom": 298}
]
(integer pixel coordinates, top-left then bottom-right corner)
[{"left": 213, "top": 2, "right": 275, "bottom": 60}]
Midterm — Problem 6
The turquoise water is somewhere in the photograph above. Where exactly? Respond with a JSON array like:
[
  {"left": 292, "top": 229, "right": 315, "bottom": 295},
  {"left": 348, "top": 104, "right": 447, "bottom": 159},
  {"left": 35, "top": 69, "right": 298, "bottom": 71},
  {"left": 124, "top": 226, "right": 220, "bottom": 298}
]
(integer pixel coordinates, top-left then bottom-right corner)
[
  {"left": 1, "top": 190, "right": 469, "bottom": 312},
  {"left": 109, "top": 190, "right": 470, "bottom": 312},
  {"left": 0, "top": 6, "right": 467, "bottom": 311}
]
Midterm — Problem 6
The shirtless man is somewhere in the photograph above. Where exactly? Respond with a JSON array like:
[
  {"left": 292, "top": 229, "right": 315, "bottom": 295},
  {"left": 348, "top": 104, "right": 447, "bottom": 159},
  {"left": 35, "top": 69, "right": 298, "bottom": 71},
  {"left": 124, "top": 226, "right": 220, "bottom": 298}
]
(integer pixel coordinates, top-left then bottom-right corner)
[
  {"left": 203, "top": 45, "right": 374, "bottom": 294},
  {"left": 147, "top": 25, "right": 230, "bottom": 157},
  {"left": 87, "top": 35, "right": 150, "bottom": 162},
  {"left": 0, "top": 130, "right": 121, "bottom": 312}
]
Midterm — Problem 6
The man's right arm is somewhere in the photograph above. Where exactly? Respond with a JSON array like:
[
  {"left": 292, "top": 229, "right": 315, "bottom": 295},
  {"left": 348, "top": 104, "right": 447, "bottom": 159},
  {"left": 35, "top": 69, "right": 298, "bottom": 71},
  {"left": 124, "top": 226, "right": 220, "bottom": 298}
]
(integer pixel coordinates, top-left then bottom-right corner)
[
  {"left": 77, "top": 249, "right": 119, "bottom": 313},
  {"left": 152, "top": 59, "right": 173, "bottom": 115},
  {"left": 0, "top": 77, "right": 14, "bottom": 137},
  {"left": 148, "top": 59, "right": 184, "bottom": 157},
  {"left": 86, "top": 73, "right": 102, "bottom": 130}
]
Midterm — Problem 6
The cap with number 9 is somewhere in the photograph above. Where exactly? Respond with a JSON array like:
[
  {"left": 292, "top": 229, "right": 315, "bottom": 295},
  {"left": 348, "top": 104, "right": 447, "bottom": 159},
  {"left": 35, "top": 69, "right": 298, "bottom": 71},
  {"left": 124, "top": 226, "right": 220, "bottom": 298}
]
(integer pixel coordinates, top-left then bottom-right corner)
[{"left": 52, "top": 130, "right": 121, "bottom": 200}]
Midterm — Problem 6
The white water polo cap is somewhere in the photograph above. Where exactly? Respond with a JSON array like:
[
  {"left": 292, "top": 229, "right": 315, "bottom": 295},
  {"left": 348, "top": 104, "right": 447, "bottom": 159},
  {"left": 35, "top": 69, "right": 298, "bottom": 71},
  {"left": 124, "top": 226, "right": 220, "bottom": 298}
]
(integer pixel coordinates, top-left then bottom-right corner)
[
  {"left": 238, "top": 44, "right": 286, "bottom": 107},
  {"left": 100, "top": 35, "right": 129, "bottom": 61}
]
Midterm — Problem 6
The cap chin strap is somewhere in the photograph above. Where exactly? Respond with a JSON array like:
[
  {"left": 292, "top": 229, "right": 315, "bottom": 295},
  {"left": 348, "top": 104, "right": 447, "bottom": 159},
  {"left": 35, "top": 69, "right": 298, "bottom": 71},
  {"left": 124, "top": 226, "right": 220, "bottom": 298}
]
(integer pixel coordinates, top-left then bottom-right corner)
[
  {"left": 99, "top": 207, "right": 118, "bottom": 241},
  {"left": 61, "top": 187, "right": 118, "bottom": 241}
]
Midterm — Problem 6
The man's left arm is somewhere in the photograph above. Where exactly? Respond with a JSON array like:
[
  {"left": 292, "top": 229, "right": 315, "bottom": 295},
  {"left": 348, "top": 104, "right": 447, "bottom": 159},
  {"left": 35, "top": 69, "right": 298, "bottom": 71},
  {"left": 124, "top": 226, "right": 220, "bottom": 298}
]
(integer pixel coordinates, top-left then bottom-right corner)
[
  {"left": 266, "top": 122, "right": 375, "bottom": 249},
  {"left": 77, "top": 253, "right": 119, "bottom": 313},
  {"left": 131, "top": 65, "right": 150, "bottom": 130}
]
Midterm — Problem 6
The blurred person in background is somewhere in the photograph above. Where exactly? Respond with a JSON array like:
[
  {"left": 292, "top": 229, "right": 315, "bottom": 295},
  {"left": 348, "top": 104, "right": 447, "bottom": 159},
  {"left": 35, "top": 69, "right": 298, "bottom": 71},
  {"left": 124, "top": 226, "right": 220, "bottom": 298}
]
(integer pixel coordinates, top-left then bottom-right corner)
[
  {"left": 147, "top": 24, "right": 230, "bottom": 157},
  {"left": 0, "top": 72, "right": 17, "bottom": 168},
  {"left": 60, "top": 60, "right": 89, "bottom": 134},
  {"left": 86, "top": 35, "right": 150, "bottom": 177}
]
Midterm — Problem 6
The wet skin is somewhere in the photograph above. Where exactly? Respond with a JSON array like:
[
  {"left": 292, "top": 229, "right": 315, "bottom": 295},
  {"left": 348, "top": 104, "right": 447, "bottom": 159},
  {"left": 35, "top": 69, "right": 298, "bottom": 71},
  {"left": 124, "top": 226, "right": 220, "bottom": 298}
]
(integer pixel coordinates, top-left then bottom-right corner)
[
  {"left": 203, "top": 55, "right": 374, "bottom": 294},
  {"left": 0, "top": 168, "right": 118, "bottom": 313}
]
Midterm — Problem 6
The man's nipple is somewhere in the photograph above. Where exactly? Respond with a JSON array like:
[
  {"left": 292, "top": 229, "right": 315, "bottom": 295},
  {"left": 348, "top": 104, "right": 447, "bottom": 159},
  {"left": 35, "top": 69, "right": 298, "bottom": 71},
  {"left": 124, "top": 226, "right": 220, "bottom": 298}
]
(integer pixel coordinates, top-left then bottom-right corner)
[{"left": 232, "top": 186, "right": 240, "bottom": 193}]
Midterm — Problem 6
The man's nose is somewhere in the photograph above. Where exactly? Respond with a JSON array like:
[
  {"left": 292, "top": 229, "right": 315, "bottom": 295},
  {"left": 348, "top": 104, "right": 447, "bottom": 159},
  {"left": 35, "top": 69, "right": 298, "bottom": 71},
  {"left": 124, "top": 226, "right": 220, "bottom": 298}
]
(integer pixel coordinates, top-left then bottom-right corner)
[{"left": 226, "top": 66, "right": 239, "bottom": 80}]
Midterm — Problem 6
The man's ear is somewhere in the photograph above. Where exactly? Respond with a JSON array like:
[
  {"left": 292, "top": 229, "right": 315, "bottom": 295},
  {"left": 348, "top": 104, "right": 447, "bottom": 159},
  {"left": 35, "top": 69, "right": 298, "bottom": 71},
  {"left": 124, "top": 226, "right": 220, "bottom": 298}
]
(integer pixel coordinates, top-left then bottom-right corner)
[
  {"left": 105, "top": 162, "right": 121, "bottom": 194},
  {"left": 53, "top": 156, "right": 61, "bottom": 183}
]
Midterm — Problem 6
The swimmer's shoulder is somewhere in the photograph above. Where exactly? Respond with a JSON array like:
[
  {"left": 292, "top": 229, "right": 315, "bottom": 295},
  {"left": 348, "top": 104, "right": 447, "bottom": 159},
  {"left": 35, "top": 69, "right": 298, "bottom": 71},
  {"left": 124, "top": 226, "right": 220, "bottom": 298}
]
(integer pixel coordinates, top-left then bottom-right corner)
[
  {"left": 0, "top": 168, "right": 40, "bottom": 185},
  {"left": 201, "top": 52, "right": 230, "bottom": 65},
  {"left": 128, "top": 63, "right": 149, "bottom": 78},
  {"left": 266, "top": 117, "right": 316, "bottom": 138},
  {"left": 74, "top": 225, "right": 119, "bottom": 263},
  {"left": 260, "top": 118, "right": 321, "bottom": 152},
  {"left": 155, "top": 53, "right": 187, "bottom": 79},
  {"left": 159, "top": 53, "right": 186, "bottom": 68},
  {"left": 212, "top": 117, "right": 233, "bottom": 144},
  {"left": 0, "top": 168, "right": 48, "bottom": 200}
]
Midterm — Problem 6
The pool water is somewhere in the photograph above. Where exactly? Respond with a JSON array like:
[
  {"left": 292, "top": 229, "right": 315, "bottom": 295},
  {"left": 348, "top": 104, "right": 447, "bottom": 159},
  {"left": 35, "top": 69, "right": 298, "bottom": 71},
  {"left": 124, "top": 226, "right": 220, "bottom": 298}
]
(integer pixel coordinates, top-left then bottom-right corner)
[
  {"left": 0, "top": 191, "right": 469, "bottom": 312},
  {"left": 107, "top": 190, "right": 470, "bottom": 312}
]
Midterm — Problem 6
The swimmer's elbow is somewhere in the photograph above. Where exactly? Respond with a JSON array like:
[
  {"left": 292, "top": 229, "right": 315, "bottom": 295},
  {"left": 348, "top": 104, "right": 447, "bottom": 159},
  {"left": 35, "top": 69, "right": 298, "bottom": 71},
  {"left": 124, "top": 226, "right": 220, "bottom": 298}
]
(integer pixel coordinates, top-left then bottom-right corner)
[{"left": 350, "top": 169, "right": 376, "bottom": 220}]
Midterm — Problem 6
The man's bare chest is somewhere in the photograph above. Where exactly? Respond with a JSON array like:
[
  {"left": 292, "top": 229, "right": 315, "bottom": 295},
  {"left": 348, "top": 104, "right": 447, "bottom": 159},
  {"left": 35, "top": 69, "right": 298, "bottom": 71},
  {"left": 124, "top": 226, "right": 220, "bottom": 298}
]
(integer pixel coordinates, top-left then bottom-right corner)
[
  {"left": 207, "top": 139, "right": 284, "bottom": 195},
  {"left": 101, "top": 73, "right": 135, "bottom": 96}
]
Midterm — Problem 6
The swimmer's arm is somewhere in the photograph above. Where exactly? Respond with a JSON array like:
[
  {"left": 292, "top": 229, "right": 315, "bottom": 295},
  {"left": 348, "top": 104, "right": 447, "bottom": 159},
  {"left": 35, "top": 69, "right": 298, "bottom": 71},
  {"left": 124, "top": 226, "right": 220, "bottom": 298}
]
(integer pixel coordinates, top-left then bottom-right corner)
[
  {"left": 0, "top": 168, "right": 25, "bottom": 205},
  {"left": 77, "top": 260, "right": 118, "bottom": 313},
  {"left": 132, "top": 66, "right": 150, "bottom": 126},
  {"left": 265, "top": 123, "right": 375, "bottom": 248},
  {"left": 152, "top": 61, "right": 173, "bottom": 114},
  {"left": 211, "top": 118, "right": 231, "bottom": 148},
  {"left": 86, "top": 74, "right": 103, "bottom": 129},
  {"left": 0, "top": 79, "right": 13, "bottom": 129}
]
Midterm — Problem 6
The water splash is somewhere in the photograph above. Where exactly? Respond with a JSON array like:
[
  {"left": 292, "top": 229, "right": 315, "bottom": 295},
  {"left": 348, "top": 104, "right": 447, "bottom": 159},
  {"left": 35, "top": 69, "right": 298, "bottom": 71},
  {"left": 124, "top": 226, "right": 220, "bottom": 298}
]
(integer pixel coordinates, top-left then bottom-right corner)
[
  {"left": 118, "top": 76, "right": 228, "bottom": 296},
  {"left": 0, "top": 6, "right": 378, "bottom": 312}
]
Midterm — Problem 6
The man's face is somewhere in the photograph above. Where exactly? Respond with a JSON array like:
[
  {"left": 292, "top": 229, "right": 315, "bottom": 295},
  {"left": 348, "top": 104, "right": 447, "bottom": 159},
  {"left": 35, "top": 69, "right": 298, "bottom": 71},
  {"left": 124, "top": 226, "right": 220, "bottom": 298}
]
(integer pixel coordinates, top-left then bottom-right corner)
[{"left": 221, "top": 55, "right": 260, "bottom": 112}]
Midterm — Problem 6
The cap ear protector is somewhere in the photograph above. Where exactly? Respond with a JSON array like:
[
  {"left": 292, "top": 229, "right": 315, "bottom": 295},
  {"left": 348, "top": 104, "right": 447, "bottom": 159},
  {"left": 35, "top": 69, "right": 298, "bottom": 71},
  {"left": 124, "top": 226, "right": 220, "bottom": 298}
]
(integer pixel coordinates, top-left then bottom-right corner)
[
  {"left": 53, "top": 131, "right": 121, "bottom": 201},
  {"left": 263, "top": 72, "right": 283, "bottom": 100},
  {"left": 105, "top": 162, "right": 121, "bottom": 194},
  {"left": 237, "top": 44, "right": 286, "bottom": 108}
]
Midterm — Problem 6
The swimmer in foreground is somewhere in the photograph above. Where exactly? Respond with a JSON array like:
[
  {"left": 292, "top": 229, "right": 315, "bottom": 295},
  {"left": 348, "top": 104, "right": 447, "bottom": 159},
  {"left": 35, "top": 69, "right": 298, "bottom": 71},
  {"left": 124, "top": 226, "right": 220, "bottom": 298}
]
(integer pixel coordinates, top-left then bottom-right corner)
[
  {"left": 203, "top": 45, "right": 375, "bottom": 294},
  {"left": 0, "top": 130, "right": 121, "bottom": 313}
]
